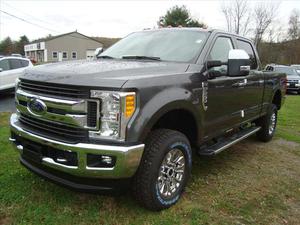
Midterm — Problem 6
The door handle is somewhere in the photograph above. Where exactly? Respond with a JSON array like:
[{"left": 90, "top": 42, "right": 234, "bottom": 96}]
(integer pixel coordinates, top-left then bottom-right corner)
[{"left": 232, "top": 79, "right": 248, "bottom": 87}]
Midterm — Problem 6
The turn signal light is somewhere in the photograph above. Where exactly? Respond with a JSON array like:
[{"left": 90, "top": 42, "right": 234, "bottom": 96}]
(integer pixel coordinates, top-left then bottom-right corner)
[{"left": 125, "top": 95, "right": 135, "bottom": 118}]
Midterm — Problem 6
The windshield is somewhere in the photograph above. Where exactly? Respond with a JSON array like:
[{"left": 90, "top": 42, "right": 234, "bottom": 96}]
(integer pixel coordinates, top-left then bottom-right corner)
[
  {"left": 100, "top": 30, "right": 208, "bottom": 63},
  {"left": 275, "top": 67, "right": 299, "bottom": 76}
]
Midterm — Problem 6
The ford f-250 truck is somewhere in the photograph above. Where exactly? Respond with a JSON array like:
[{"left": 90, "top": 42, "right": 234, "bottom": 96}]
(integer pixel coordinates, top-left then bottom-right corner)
[{"left": 10, "top": 28, "right": 286, "bottom": 211}]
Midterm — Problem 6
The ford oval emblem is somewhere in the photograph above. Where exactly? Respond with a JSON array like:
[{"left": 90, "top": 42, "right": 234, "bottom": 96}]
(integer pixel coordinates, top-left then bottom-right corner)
[{"left": 28, "top": 98, "right": 47, "bottom": 116}]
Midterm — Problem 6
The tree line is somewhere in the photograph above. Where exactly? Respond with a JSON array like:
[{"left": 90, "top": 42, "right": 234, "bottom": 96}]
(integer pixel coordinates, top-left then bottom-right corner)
[
  {"left": 0, "top": 35, "right": 29, "bottom": 56},
  {"left": 158, "top": 2, "right": 300, "bottom": 66}
]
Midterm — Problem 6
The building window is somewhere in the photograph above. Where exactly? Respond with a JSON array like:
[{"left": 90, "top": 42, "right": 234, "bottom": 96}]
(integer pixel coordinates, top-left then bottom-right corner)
[
  {"left": 72, "top": 52, "right": 77, "bottom": 59},
  {"left": 52, "top": 51, "right": 58, "bottom": 59},
  {"left": 62, "top": 52, "right": 68, "bottom": 59}
]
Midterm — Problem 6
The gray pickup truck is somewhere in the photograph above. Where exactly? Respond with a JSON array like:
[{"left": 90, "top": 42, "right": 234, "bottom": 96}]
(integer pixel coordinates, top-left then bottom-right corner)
[{"left": 10, "top": 28, "right": 286, "bottom": 211}]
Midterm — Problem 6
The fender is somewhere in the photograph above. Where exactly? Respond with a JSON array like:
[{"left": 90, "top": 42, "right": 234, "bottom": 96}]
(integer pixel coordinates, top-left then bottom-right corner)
[{"left": 126, "top": 87, "right": 203, "bottom": 144}]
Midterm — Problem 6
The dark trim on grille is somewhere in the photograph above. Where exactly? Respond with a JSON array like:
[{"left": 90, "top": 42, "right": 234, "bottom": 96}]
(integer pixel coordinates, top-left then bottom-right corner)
[
  {"left": 87, "top": 101, "right": 98, "bottom": 127},
  {"left": 19, "top": 113, "right": 88, "bottom": 143},
  {"left": 19, "top": 79, "right": 89, "bottom": 99}
]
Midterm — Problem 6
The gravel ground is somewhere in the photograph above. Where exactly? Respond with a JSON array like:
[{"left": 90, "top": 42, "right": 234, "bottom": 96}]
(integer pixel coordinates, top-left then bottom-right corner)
[{"left": 0, "top": 92, "right": 15, "bottom": 112}]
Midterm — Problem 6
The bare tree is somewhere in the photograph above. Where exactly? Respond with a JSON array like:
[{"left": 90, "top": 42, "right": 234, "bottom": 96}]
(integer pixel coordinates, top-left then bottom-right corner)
[
  {"left": 287, "top": 9, "right": 300, "bottom": 40},
  {"left": 253, "top": 2, "right": 279, "bottom": 47},
  {"left": 221, "top": 0, "right": 251, "bottom": 36}
]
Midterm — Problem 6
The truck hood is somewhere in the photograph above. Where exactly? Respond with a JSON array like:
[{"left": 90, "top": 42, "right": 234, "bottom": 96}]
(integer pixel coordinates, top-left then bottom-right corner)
[
  {"left": 287, "top": 75, "right": 300, "bottom": 80},
  {"left": 21, "top": 59, "right": 190, "bottom": 89}
]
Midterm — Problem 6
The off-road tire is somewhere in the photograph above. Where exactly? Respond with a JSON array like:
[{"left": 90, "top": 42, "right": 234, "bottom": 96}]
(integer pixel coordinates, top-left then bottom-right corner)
[
  {"left": 255, "top": 104, "right": 278, "bottom": 142},
  {"left": 132, "top": 129, "right": 192, "bottom": 211}
]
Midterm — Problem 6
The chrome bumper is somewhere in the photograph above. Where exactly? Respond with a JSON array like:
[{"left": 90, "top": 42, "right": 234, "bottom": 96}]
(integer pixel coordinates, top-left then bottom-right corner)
[{"left": 10, "top": 113, "right": 144, "bottom": 179}]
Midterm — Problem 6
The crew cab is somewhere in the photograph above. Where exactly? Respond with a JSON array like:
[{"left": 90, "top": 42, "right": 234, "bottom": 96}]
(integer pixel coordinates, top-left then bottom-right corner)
[
  {"left": 10, "top": 28, "right": 286, "bottom": 211},
  {"left": 0, "top": 56, "right": 33, "bottom": 92}
]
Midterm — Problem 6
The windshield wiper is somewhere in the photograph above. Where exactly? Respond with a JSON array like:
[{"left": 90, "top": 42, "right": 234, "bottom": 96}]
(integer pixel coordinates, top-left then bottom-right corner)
[
  {"left": 97, "top": 55, "right": 115, "bottom": 59},
  {"left": 122, "top": 55, "right": 161, "bottom": 61}
]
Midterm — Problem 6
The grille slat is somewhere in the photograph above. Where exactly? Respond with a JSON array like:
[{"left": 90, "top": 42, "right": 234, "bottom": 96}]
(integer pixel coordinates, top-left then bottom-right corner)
[
  {"left": 19, "top": 79, "right": 89, "bottom": 99},
  {"left": 87, "top": 102, "right": 98, "bottom": 127},
  {"left": 19, "top": 114, "right": 88, "bottom": 143}
]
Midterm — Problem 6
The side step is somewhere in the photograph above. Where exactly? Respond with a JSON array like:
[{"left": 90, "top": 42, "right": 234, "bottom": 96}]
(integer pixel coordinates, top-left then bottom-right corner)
[{"left": 198, "top": 126, "right": 261, "bottom": 156}]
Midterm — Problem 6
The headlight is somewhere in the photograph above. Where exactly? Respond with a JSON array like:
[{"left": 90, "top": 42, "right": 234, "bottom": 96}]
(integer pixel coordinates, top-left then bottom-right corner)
[{"left": 89, "top": 90, "right": 136, "bottom": 141}]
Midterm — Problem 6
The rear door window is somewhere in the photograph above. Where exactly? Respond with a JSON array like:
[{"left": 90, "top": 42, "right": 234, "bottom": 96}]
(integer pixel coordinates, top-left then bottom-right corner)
[
  {"left": 9, "top": 59, "right": 23, "bottom": 69},
  {"left": 0, "top": 59, "right": 10, "bottom": 71},
  {"left": 20, "top": 60, "right": 29, "bottom": 67},
  {"left": 237, "top": 40, "right": 258, "bottom": 69}
]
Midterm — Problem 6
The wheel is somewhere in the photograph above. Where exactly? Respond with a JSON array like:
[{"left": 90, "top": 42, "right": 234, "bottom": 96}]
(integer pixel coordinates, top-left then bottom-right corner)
[
  {"left": 255, "top": 104, "right": 278, "bottom": 142},
  {"left": 132, "top": 129, "right": 192, "bottom": 211}
]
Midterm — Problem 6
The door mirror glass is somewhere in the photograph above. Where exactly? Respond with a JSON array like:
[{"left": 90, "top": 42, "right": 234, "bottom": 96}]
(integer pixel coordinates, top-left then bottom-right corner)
[
  {"left": 228, "top": 49, "right": 251, "bottom": 77},
  {"left": 94, "top": 47, "right": 104, "bottom": 58}
]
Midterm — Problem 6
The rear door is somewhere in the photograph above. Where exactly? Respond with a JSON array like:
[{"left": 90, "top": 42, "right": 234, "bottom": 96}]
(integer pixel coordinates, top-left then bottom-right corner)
[
  {"left": 0, "top": 59, "right": 11, "bottom": 90},
  {"left": 204, "top": 35, "right": 246, "bottom": 137},
  {"left": 235, "top": 38, "right": 264, "bottom": 120}
]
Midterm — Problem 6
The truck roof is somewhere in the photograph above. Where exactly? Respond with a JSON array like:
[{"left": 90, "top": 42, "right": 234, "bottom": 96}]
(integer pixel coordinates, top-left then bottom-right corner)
[{"left": 141, "top": 27, "right": 254, "bottom": 44}]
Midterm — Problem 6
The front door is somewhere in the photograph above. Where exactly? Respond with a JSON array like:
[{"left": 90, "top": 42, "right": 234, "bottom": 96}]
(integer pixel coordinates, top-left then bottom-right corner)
[{"left": 203, "top": 35, "right": 246, "bottom": 137}]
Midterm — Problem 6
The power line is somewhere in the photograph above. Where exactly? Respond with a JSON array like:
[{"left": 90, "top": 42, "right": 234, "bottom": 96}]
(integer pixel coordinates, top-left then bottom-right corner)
[
  {"left": 0, "top": 9, "right": 101, "bottom": 44},
  {"left": 2, "top": 2, "right": 56, "bottom": 27},
  {"left": 0, "top": 9, "right": 60, "bottom": 34}
]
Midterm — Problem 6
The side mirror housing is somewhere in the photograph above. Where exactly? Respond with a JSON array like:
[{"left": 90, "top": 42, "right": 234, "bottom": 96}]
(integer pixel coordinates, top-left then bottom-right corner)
[
  {"left": 228, "top": 49, "right": 251, "bottom": 77},
  {"left": 94, "top": 47, "right": 104, "bottom": 58},
  {"left": 206, "top": 60, "right": 222, "bottom": 69},
  {"left": 0, "top": 68, "right": 3, "bottom": 72}
]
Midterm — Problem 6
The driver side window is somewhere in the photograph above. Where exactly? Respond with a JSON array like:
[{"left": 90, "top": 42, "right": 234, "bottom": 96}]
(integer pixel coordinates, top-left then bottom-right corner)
[{"left": 208, "top": 36, "right": 233, "bottom": 75}]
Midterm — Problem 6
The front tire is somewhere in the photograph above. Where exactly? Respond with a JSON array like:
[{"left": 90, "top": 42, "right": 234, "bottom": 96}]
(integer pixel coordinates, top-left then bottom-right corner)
[
  {"left": 132, "top": 129, "right": 192, "bottom": 211},
  {"left": 255, "top": 104, "right": 278, "bottom": 142}
]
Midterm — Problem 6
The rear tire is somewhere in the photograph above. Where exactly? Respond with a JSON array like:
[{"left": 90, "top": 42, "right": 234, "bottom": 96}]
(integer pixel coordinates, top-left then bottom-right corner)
[
  {"left": 132, "top": 129, "right": 192, "bottom": 211},
  {"left": 255, "top": 104, "right": 278, "bottom": 142}
]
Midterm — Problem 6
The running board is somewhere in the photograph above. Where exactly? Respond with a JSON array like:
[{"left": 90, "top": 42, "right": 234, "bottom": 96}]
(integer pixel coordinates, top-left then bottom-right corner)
[{"left": 198, "top": 127, "right": 261, "bottom": 156}]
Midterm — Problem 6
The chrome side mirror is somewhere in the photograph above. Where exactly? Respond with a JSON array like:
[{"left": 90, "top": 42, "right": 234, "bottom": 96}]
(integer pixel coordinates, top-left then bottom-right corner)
[{"left": 228, "top": 49, "right": 251, "bottom": 77}]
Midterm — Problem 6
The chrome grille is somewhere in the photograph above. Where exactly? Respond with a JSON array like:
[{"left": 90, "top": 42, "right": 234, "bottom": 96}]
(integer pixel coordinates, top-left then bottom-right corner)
[
  {"left": 15, "top": 84, "right": 100, "bottom": 143},
  {"left": 19, "top": 113, "right": 88, "bottom": 143},
  {"left": 288, "top": 80, "right": 299, "bottom": 83}
]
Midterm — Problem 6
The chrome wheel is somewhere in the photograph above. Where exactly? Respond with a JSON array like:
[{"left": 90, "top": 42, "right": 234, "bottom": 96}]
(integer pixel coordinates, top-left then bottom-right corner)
[
  {"left": 157, "top": 148, "right": 185, "bottom": 199},
  {"left": 269, "top": 112, "right": 276, "bottom": 135}
]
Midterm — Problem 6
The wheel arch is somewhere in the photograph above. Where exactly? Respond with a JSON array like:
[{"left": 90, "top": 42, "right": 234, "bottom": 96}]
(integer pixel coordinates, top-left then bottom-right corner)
[{"left": 138, "top": 101, "right": 202, "bottom": 147}]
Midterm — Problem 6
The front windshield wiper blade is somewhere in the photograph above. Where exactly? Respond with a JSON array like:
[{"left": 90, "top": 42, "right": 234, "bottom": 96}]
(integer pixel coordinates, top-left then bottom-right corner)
[
  {"left": 97, "top": 55, "right": 115, "bottom": 59},
  {"left": 122, "top": 55, "right": 161, "bottom": 61}
]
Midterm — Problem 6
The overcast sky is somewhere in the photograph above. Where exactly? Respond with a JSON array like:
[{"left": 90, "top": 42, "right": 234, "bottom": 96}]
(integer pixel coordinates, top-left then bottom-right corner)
[{"left": 0, "top": 0, "right": 299, "bottom": 41}]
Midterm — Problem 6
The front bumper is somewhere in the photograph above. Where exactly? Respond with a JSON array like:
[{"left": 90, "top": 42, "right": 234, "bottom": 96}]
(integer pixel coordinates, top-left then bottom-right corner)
[
  {"left": 287, "top": 83, "right": 300, "bottom": 91},
  {"left": 10, "top": 113, "right": 144, "bottom": 182}
]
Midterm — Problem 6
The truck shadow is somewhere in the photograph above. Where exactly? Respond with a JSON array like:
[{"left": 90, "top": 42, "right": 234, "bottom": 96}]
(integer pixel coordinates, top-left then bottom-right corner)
[{"left": 4, "top": 132, "right": 274, "bottom": 215}]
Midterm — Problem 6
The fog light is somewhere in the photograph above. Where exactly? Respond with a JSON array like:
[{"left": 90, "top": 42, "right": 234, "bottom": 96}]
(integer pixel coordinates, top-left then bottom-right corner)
[{"left": 87, "top": 154, "right": 116, "bottom": 168}]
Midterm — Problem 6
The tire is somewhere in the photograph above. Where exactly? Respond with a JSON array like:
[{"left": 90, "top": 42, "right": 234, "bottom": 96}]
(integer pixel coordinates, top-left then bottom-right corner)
[
  {"left": 255, "top": 104, "right": 278, "bottom": 142},
  {"left": 132, "top": 129, "right": 192, "bottom": 211}
]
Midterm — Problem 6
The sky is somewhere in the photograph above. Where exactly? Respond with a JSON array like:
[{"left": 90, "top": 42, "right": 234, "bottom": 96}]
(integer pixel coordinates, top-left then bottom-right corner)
[{"left": 0, "top": 0, "right": 299, "bottom": 41}]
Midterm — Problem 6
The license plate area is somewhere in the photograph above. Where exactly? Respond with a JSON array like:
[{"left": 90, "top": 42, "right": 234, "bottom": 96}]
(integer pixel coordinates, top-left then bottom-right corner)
[
  {"left": 22, "top": 141, "right": 43, "bottom": 163},
  {"left": 23, "top": 148, "right": 42, "bottom": 163}
]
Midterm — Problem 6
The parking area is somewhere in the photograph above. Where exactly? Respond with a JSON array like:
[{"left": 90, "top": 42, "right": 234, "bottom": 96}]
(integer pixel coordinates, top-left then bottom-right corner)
[{"left": 0, "top": 92, "right": 15, "bottom": 112}]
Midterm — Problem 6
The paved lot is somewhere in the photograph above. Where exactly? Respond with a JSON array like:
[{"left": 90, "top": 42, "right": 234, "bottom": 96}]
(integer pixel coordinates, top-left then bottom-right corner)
[{"left": 0, "top": 92, "right": 15, "bottom": 112}]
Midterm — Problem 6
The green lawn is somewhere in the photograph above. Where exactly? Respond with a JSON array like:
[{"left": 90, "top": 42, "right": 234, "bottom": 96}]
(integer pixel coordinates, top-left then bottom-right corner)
[{"left": 0, "top": 97, "right": 299, "bottom": 225}]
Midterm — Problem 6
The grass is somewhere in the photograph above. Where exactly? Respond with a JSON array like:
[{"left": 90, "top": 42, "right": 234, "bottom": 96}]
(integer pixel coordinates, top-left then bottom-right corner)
[
  {"left": 0, "top": 96, "right": 300, "bottom": 224},
  {"left": 276, "top": 95, "right": 300, "bottom": 143}
]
